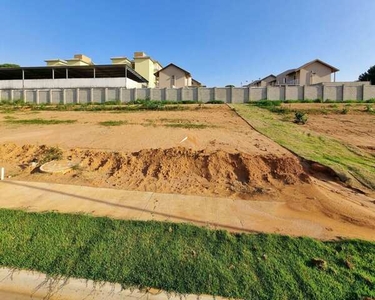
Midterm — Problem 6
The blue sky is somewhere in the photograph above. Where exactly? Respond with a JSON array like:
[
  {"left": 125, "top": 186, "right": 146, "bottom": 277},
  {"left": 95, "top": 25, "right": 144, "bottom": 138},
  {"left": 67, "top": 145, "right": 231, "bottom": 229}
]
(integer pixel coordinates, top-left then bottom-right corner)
[{"left": 1, "top": 0, "right": 374, "bottom": 86}]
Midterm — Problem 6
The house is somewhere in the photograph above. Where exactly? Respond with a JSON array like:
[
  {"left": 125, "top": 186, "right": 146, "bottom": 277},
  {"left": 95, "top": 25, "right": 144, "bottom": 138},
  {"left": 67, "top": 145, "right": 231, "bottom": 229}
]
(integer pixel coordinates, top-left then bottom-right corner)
[
  {"left": 247, "top": 74, "right": 276, "bottom": 87},
  {"left": 275, "top": 59, "right": 339, "bottom": 86},
  {"left": 0, "top": 54, "right": 148, "bottom": 89},
  {"left": 111, "top": 52, "right": 162, "bottom": 88},
  {"left": 154, "top": 63, "right": 202, "bottom": 88},
  {"left": 45, "top": 54, "right": 94, "bottom": 66}
]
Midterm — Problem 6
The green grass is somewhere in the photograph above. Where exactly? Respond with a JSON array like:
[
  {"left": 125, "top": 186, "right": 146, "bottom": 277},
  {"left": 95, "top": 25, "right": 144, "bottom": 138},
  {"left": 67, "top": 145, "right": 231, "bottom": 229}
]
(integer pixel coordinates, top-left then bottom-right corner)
[
  {"left": 98, "top": 120, "right": 128, "bottom": 126},
  {"left": 5, "top": 118, "right": 77, "bottom": 125},
  {"left": 0, "top": 99, "right": 224, "bottom": 113},
  {"left": 231, "top": 104, "right": 375, "bottom": 190},
  {"left": 0, "top": 209, "right": 374, "bottom": 299},
  {"left": 164, "top": 123, "right": 209, "bottom": 129}
]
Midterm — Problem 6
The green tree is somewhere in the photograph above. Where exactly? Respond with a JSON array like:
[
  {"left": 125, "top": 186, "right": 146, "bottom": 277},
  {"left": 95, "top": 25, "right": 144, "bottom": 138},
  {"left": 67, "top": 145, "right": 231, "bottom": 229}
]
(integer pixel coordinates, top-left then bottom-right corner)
[
  {"left": 0, "top": 63, "right": 20, "bottom": 68},
  {"left": 358, "top": 65, "right": 375, "bottom": 85}
]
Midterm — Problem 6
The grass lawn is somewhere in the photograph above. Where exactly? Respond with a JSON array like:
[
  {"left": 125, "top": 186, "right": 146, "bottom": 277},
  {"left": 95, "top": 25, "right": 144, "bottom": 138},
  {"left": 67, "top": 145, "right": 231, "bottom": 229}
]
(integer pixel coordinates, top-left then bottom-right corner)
[
  {"left": 231, "top": 104, "right": 375, "bottom": 190},
  {"left": 0, "top": 209, "right": 374, "bottom": 299}
]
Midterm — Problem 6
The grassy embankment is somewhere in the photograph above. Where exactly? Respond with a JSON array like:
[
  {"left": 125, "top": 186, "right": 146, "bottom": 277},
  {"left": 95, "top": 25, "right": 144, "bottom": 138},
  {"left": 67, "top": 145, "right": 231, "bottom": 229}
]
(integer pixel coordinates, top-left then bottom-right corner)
[
  {"left": 231, "top": 103, "right": 375, "bottom": 190},
  {"left": 0, "top": 209, "right": 374, "bottom": 299}
]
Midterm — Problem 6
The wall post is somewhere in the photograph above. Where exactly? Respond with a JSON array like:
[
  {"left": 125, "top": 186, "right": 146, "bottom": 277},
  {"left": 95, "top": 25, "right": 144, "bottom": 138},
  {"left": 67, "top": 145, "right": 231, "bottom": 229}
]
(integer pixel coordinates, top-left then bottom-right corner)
[
  {"left": 76, "top": 88, "right": 80, "bottom": 104},
  {"left": 23, "top": 90, "right": 27, "bottom": 103},
  {"left": 35, "top": 90, "right": 39, "bottom": 104},
  {"left": 362, "top": 84, "right": 366, "bottom": 101},
  {"left": 321, "top": 84, "right": 325, "bottom": 101},
  {"left": 49, "top": 89, "right": 52, "bottom": 104},
  {"left": 10, "top": 89, "right": 14, "bottom": 102},
  {"left": 213, "top": 87, "right": 217, "bottom": 101},
  {"left": 62, "top": 89, "right": 66, "bottom": 104},
  {"left": 284, "top": 86, "right": 288, "bottom": 101},
  {"left": 266, "top": 86, "right": 269, "bottom": 100},
  {"left": 342, "top": 84, "right": 345, "bottom": 101},
  {"left": 181, "top": 87, "right": 185, "bottom": 101},
  {"left": 247, "top": 86, "right": 251, "bottom": 102},
  {"left": 119, "top": 88, "right": 123, "bottom": 103},
  {"left": 148, "top": 88, "right": 153, "bottom": 100},
  {"left": 104, "top": 87, "right": 108, "bottom": 103},
  {"left": 302, "top": 85, "right": 306, "bottom": 100},
  {"left": 133, "top": 88, "right": 137, "bottom": 101},
  {"left": 164, "top": 88, "right": 167, "bottom": 101}
]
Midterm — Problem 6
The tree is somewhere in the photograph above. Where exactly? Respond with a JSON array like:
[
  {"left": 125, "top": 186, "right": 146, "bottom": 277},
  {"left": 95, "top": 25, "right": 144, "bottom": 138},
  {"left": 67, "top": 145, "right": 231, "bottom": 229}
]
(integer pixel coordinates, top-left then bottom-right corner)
[
  {"left": 358, "top": 65, "right": 375, "bottom": 85},
  {"left": 0, "top": 63, "right": 20, "bottom": 68}
]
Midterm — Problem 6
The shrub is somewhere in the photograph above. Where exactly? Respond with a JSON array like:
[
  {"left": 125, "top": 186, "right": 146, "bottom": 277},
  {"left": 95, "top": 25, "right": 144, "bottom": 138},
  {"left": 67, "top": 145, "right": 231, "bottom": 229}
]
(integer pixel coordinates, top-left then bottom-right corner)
[
  {"left": 39, "top": 147, "right": 63, "bottom": 165},
  {"left": 294, "top": 112, "right": 308, "bottom": 124},
  {"left": 365, "top": 104, "right": 374, "bottom": 112}
]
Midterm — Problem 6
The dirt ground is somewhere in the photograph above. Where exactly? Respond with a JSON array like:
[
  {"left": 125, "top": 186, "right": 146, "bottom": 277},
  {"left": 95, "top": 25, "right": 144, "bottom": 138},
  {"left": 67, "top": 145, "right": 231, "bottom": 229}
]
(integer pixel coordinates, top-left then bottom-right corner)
[
  {"left": 0, "top": 105, "right": 285, "bottom": 155},
  {"left": 281, "top": 103, "right": 375, "bottom": 156},
  {"left": 1, "top": 104, "right": 375, "bottom": 240}
]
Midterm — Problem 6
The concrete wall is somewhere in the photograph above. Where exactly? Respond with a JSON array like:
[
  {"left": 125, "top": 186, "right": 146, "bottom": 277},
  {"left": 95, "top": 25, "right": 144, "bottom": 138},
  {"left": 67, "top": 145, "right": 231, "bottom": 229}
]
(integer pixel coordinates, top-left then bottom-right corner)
[
  {"left": 1, "top": 84, "right": 374, "bottom": 104},
  {"left": 0, "top": 77, "right": 143, "bottom": 89}
]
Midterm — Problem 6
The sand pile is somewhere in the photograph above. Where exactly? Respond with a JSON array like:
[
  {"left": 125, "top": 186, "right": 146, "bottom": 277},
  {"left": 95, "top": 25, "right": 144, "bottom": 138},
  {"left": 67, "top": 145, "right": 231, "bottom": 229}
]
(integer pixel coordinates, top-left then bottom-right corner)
[{"left": 0, "top": 143, "right": 310, "bottom": 199}]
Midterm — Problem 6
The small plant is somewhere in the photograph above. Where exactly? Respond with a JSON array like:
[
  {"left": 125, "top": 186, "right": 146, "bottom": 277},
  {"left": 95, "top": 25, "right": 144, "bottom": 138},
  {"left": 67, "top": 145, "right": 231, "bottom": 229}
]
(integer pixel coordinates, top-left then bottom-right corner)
[
  {"left": 39, "top": 147, "right": 63, "bottom": 164},
  {"left": 294, "top": 112, "right": 308, "bottom": 124},
  {"left": 341, "top": 107, "right": 349, "bottom": 114},
  {"left": 365, "top": 104, "right": 374, "bottom": 112}
]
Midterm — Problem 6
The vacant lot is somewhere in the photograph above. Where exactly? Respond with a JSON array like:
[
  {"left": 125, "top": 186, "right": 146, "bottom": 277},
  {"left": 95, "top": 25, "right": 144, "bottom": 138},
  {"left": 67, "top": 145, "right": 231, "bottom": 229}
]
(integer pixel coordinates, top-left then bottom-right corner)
[
  {"left": 1, "top": 104, "right": 375, "bottom": 241},
  {"left": 0, "top": 105, "right": 281, "bottom": 154},
  {"left": 281, "top": 102, "right": 375, "bottom": 156},
  {"left": 1, "top": 103, "right": 375, "bottom": 299}
]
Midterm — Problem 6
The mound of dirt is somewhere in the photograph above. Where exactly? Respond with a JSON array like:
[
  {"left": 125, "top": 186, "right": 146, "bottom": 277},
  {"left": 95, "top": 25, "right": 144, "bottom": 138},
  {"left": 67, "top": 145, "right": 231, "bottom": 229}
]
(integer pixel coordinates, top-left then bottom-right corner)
[{"left": 0, "top": 143, "right": 310, "bottom": 199}]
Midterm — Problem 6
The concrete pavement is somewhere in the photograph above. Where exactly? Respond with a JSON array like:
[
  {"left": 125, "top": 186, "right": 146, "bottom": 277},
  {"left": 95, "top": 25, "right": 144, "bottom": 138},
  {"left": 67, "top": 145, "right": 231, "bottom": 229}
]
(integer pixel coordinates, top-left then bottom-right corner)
[{"left": 0, "top": 179, "right": 367, "bottom": 239}]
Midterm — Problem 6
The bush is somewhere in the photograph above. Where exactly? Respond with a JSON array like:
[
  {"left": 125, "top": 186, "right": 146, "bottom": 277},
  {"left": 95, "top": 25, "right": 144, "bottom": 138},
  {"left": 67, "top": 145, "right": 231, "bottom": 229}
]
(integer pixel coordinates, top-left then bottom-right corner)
[
  {"left": 294, "top": 112, "right": 308, "bottom": 124},
  {"left": 39, "top": 147, "right": 63, "bottom": 165},
  {"left": 365, "top": 104, "right": 374, "bottom": 112}
]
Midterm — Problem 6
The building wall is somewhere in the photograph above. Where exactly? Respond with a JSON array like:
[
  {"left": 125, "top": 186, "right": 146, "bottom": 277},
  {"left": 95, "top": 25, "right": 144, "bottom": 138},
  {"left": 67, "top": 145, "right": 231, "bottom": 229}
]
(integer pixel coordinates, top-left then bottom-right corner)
[
  {"left": 158, "top": 65, "right": 192, "bottom": 88},
  {"left": 0, "top": 77, "right": 143, "bottom": 89},
  {"left": 134, "top": 58, "right": 155, "bottom": 88},
  {"left": 299, "top": 62, "right": 332, "bottom": 85}
]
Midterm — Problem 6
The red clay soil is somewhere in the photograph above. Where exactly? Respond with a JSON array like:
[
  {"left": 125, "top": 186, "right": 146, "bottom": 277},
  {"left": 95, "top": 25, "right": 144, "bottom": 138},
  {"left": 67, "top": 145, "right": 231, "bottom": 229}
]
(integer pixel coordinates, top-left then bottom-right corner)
[
  {"left": 1, "top": 143, "right": 375, "bottom": 240},
  {"left": 0, "top": 143, "right": 309, "bottom": 200}
]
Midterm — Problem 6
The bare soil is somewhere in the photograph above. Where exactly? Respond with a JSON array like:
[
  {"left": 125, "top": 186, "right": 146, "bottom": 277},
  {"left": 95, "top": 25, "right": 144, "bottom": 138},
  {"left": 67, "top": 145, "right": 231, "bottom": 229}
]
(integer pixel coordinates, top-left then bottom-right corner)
[
  {"left": 0, "top": 105, "right": 285, "bottom": 155},
  {"left": 282, "top": 103, "right": 375, "bottom": 156},
  {"left": 1, "top": 105, "right": 375, "bottom": 240}
]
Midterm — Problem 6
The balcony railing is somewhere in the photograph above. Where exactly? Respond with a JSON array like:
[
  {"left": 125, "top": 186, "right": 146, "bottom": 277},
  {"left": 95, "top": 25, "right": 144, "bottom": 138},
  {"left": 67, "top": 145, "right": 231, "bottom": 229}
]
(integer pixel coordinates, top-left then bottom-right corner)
[{"left": 276, "top": 79, "right": 300, "bottom": 85}]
